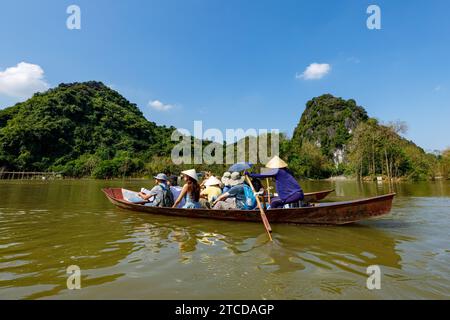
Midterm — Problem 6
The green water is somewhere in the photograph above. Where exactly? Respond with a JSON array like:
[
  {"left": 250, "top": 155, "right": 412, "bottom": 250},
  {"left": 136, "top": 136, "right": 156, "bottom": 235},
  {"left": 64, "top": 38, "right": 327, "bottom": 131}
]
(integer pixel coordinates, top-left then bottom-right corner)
[{"left": 0, "top": 179, "right": 449, "bottom": 299}]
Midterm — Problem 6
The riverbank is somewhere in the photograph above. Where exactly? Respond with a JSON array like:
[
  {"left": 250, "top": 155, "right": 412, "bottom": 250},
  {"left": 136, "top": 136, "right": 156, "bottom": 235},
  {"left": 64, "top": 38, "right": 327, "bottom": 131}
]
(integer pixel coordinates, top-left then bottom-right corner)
[{"left": 2, "top": 171, "right": 447, "bottom": 183}]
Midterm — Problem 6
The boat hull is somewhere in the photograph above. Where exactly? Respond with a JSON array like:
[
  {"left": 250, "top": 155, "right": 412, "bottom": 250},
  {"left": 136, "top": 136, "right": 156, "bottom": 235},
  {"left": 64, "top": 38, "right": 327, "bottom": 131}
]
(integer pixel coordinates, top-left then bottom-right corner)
[
  {"left": 299, "top": 189, "right": 334, "bottom": 202},
  {"left": 102, "top": 188, "right": 395, "bottom": 225}
]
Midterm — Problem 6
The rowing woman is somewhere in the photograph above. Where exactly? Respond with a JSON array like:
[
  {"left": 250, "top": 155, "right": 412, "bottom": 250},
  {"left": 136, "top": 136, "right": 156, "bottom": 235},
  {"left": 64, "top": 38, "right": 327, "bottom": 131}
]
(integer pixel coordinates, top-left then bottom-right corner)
[{"left": 245, "top": 155, "right": 304, "bottom": 209}]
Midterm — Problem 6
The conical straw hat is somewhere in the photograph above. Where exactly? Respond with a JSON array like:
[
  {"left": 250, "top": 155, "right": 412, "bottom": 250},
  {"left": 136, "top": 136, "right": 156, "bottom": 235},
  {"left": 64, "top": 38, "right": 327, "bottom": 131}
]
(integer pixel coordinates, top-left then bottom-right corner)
[
  {"left": 265, "top": 155, "right": 288, "bottom": 169},
  {"left": 181, "top": 169, "right": 199, "bottom": 181},
  {"left": 204, "top": 176, "right": 221, "bottom": 187}
]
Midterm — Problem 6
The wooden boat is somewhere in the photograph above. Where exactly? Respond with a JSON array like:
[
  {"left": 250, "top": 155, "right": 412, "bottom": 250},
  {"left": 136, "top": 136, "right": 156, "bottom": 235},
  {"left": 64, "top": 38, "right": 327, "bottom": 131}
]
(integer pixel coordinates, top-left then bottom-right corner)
[
  {"left": 262, "top": 189, "right": 333, "bottom": 205},
  {"left": 102, "top": 188, "right": 395, "bottom": 225},
  {"left": 303, "top": 189, "right": 333, "bottom": 202},
  {"left": 298, "top": 189, "right": 333, "bottom": 203}
]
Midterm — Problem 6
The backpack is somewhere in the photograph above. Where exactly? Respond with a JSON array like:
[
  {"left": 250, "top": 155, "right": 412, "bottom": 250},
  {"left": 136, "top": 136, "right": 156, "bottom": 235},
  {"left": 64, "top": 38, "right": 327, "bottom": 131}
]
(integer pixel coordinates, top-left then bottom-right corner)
[
  {"left": 242, "top": 184, "right": 257, "bottom": 210},
  {"left": 160, "top": 184, "right": 174, "bottom": 207}
]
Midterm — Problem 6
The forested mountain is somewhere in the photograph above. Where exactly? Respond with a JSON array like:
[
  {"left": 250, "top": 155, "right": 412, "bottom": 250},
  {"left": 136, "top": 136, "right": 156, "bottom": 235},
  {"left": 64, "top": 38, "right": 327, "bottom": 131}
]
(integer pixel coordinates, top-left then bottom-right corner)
[
  {"left": 287, "top": 94, "right": 446, "bottom": 180},
  {"left": 0, "top": 82, "right": 175, "bottom": 177},
  {"left": 292, "top": 94, "right": 368, "bottom": 163}
]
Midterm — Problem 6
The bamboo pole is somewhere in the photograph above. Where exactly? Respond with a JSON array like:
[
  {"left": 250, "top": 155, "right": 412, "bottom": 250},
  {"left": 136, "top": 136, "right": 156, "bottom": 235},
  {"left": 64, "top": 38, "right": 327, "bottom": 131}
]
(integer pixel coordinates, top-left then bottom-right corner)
[{"left": 245, "top": 176, "right": 272, "bottom": 241}]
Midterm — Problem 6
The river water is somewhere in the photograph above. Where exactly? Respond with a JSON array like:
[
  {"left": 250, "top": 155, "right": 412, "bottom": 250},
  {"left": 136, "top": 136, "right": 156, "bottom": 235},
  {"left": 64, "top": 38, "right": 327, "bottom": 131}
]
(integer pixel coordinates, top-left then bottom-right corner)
[{"left": 0, "top": 179, "right": 449, "bottom": 299}]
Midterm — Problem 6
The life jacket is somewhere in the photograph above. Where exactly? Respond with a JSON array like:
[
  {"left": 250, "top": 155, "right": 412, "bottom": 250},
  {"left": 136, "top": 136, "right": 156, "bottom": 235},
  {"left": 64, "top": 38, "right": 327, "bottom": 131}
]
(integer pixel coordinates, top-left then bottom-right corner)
[{"left": 242, "top": 184, "right": 257, "bottom": 210}]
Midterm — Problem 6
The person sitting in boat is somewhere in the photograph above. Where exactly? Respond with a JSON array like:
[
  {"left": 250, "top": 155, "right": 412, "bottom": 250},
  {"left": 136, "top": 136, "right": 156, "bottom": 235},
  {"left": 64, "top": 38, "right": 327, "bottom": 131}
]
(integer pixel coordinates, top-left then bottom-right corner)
[
  {"left": 138, "top": 173, "right": 174, "bottom": 207},
  {"left": 221, "top": 172, "right": 232, "bottom": 193},
  {"left": 245, "top": 155, "right": 304, "bottom": 209},
  {"left": 200, "top": 171, "right": 213, "bottom": 189},
  {"left": 168, "top": 175, "right": 185, "bottom": 208},
  {"left": 250, "top": 176, "right": 264, "bottom": 194},
  {"left": 172, "top": 169, "right": 201, "bottom": 209},
  {"left": 212, "top": 172, "right": 247, "bottom": 210},
  {"left": 200, "top": 176, "right": 222, "bottom": 208}
]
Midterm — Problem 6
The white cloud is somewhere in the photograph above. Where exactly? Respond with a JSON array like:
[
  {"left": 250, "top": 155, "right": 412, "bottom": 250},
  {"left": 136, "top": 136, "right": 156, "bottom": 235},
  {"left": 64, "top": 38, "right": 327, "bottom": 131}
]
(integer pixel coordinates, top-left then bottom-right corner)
[
  {"left": 434, "top": 85, "right": 442, "bottom": 92},
  {"left": 148, "top": 99, "right": 175, "bottom": 111},
  {"left": 0, "top": 62, "right": 49, "bottom": 99},
  {"left": 296, "top": 63, "right": 331, "bottom": 80}
]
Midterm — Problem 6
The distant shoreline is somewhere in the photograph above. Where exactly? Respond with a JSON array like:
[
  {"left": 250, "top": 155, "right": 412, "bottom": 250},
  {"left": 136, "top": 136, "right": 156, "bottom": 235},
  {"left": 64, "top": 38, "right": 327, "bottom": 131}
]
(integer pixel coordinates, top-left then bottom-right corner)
[{"left": 1, "top": 175, "right": 448, "bottom": 183}]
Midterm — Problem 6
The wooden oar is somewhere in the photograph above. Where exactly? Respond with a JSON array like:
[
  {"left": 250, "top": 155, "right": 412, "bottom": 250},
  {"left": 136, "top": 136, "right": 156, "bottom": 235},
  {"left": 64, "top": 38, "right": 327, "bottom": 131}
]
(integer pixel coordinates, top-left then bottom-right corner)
[{"left": 245, "top": 176, "right": 273, "bottom": 241}]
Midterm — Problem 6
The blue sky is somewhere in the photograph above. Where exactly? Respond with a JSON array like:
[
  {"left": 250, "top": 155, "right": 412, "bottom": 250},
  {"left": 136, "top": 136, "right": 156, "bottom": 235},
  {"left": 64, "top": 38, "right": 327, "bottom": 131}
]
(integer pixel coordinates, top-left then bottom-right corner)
[{"left": 0, "top": 0, "right": 449, "bottom": 151}]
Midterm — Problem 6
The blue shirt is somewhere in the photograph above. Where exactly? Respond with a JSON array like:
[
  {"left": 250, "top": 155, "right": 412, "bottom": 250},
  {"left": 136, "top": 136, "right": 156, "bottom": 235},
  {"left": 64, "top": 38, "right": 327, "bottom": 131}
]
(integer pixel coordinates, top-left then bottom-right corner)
[
  {"left": 227, "top": 184, "right": 246, "bottom": 209},
  {"left": 249, "top": 168, "right": 303, "bottom": 202}
]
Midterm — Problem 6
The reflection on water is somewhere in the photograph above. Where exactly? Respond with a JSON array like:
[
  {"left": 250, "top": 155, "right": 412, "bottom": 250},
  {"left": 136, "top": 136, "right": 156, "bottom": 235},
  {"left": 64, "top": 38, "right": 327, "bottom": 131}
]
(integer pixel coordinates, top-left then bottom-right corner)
[{"left": 0, "top": 180, "right": 449, "bottom": 299}]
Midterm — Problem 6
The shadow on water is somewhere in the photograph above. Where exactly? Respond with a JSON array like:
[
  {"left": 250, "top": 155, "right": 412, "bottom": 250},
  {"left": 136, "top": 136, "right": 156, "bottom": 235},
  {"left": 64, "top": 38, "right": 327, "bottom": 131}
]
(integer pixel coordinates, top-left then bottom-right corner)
[
  {"left": 112, "top": 208, "right": 405, "bottom": 277},
  {"left": 256, "top": 225, "right": 401, "bottom": 276},
  {"left": 110, "top": 211, "right": 410, "bottom": 299}
]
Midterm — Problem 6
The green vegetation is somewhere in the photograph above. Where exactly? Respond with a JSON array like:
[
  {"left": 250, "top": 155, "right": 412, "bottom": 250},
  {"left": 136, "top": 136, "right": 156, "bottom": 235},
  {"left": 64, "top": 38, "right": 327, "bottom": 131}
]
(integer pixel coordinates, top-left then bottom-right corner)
[
  {"left": 292, "top": 94, "right": 368, "bottom": 157},
  {"left": 0, "top": 83, "right": 446, "bottom": 181},
  {"left": 346, "top": 119, "right": 439, "bottom": 181},
  {"left": 288, "top": 94, "right": 369, "bottom": 178},
  {"left": 0, "top": 82, "right": 175, "bottom": 178},
  {"left": 287, "top": 141, "right": 333, "bottom": 179},
  {"left": 439, "top": 148, "right": 450, "bottom": 180},
  {"left": 287, "top": 94, "right": 444, "bottom": 181}
]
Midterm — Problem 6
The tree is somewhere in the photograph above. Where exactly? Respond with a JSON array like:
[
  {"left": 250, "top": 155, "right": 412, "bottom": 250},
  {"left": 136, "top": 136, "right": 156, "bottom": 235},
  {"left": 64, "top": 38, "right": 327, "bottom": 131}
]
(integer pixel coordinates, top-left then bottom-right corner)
[
  {"left": 288, "top": 141, "right": 332, "bottom": 179},
  {"left": 441, "top": 148, "right": 450, "bottom": 179},
  {"left": 347, "top": 119, "right": 436, "bottom": 181}
]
